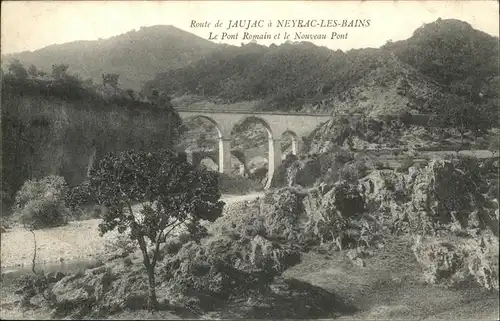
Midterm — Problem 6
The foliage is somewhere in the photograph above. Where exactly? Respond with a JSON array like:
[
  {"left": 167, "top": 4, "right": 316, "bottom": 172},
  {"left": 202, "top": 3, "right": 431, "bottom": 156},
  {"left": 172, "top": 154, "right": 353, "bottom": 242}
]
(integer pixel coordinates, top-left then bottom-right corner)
[
  {"left": 7, "top": 59, "right": 28, "bottom": 79},
  {"left": 12, "top": 176, "right": 70, "bottom": 230},
  {"left": 387, "top": 19, "right": 498, "bottom": 88},
  {"left": 51, "top": 64, "right": 69, "bottom": 80},
  {"left": 397, "top": 155, "right": 415, "bottom": 173},
  {"left": 218, "top": 173, "right": 264, "bottom": 195},
  {"left": 2, "top": 65, "right": 184, "bottom": 212},
  {"left": 444, "top": 154, "right": 498, "bottom": 197},
  {"left": 212, "top": 187, "right": 307, "bottom": 242},
  {"left": 67, "top": 149, "right": 225, "bottom": 310},
  {"left": 28, "top": 64, "right": 38, "bottom": 77},
  {"left": 434, "top": 94, "right": 493, "bottom": 140},
  {"left": 4, "top": 25, "right": 219, "bottom": 91},
  {"left": 143, "top": 19, "right": 498, "bottom": 117},
  {"left": 102, "top": 73, "right": 120, "bottom": 89},
  {"left": 339, "top": 160, "right": 369, "bottom": 182}
]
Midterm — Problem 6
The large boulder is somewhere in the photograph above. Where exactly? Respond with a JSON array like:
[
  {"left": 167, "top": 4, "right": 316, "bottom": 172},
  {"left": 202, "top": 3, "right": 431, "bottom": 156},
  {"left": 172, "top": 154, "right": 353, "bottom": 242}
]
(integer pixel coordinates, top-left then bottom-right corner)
[
  {"left": 49, "top": 260, "right": 147, "bottom": 318},
  {"left": 161, "top": 234, "right": 300, "bottom": 302},
  {"left": 359, "top": 169, "right": 407, "bottom": 214},
  {"left": 412, "top": 232, "right": 499, "bottom": 291},
  {"left": 212, "top": 187, "right": 309, "bottom": 244},
  {"left": 399, "top": 160, "right": 497, "bottom": 236},
  {"left": 259, "top": 187, "right": 309, "bottom": 242},
  {"left": 304, "top": 181, "right": 383, "bottom": 250}
]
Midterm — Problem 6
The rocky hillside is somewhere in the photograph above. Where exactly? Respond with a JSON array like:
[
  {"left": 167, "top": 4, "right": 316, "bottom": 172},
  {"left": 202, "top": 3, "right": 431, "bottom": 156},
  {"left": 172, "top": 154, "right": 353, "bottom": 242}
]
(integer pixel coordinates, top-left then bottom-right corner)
[
  {"left": 10, "top": 157, "right": 498, "bottom": 319},
  {"left": 1, "top": 26, "right": 220, "bottom": 91},
  {"left": 3, "top": 19, "right": 497, "bottom": 117},
  {"left": 145, "top": 19, "right": 499, "bottom": 117}
]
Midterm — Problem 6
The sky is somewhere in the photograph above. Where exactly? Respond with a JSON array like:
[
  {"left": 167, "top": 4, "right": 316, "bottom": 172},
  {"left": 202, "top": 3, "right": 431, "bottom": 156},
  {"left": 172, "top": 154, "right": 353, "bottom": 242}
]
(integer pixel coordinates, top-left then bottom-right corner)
[{"left": 1, "top": 1, "right": 499, "bottom": 54}]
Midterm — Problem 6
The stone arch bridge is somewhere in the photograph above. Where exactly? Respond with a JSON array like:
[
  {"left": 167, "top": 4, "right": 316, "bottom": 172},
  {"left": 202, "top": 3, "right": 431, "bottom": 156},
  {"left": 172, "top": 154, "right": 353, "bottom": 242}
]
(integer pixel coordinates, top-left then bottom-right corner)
[{"left": 176, "top": 108, "right": 331, "bottom": 188}]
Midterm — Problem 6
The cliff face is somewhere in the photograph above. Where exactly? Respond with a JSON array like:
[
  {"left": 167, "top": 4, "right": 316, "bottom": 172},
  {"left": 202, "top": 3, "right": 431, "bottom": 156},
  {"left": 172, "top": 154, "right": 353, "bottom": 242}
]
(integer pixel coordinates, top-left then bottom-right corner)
[{"left": 1, "top": 79, "right": 182, "bottom": 211}]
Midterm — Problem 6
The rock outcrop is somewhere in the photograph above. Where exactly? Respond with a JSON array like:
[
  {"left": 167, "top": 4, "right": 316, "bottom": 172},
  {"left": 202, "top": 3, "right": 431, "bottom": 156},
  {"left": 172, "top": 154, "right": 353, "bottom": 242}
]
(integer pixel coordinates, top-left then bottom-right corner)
[
  {"left": 412, "top": 231, "right": 499, "bottom": 291},
  {"left": 357, "top": 159, "right": 499, "bottom": 290}
]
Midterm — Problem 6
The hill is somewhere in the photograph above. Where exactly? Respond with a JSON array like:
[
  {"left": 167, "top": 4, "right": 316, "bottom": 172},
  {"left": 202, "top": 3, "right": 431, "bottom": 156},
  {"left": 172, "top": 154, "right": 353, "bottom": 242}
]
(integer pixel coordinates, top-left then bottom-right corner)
[
  {"left": 1, "top": 25, "right": 220, "bottom": 91},
  {"left": 144, "top": 19, "right": 499, "bottom": 117}
]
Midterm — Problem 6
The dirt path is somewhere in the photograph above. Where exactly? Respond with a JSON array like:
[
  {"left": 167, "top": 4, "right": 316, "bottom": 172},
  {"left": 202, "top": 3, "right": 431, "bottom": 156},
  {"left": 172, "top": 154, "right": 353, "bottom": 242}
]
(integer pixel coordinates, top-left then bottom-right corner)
[{"left": 221, "top": 192, "right": 264, "bottom": 203}]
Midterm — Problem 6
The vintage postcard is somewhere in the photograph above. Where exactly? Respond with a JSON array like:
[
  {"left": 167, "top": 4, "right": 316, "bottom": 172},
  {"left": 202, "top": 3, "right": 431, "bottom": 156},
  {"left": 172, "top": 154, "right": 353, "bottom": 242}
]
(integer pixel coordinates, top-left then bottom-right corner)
[{"left": 1, "top": 1, "right": 499, "bottom": 320}]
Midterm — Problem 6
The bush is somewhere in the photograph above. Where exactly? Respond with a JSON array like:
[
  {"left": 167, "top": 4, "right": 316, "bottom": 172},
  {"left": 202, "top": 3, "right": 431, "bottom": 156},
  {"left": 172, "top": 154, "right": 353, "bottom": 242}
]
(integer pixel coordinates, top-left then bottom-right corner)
[
  {"left": 218, "top": 173, "right": 264, "bottom": 195},
  {"left": 211, "top": 187, "right": 308, "bottom": 244},
  {"left": 12, "top": 176, "right": 70, "bottom": 229},
  {"left": 318, "top": 150, "right": 356, "bottom": 185},
  {"left": 339, "top": 160, "right": 369, "bottom": 182},
  {"left": 398, "top": 155, "right": 415, "bottom": 173}
]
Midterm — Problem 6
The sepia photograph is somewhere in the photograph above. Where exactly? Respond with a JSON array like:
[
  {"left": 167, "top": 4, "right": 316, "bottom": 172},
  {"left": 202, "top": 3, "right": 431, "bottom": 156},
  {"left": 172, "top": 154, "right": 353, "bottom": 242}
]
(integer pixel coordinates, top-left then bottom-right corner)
[{"left": 1, "top": 0, "right": 499, "bottom": 319}]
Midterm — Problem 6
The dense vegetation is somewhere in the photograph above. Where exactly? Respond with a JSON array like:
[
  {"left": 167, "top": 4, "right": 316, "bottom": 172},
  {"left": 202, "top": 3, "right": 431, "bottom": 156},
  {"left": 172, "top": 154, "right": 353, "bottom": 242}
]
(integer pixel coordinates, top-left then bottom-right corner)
[
  {"left": 1, "top": 26, "right": 219, "bottom": 91},
  {"left": 1, "top": 62, "right": 183, "bottom": 214},
  {"left": 143, "top": 19, "right": 498, "bottom": 120}
]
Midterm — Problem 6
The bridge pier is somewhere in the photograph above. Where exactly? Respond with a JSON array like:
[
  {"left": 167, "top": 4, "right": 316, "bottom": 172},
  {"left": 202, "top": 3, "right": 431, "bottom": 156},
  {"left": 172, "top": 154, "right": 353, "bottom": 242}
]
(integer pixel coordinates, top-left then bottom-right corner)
[
  {"left": 218, "top": 137, "right": 232, "bottom": 173},
  {"left": 265, "top": 138, "right": 282, "bottom": 189},
  {"left": 291, "top": 137, "right": 299, "bottom": 155},
  {"left": 185, "top": 151, "right": 194, "bottom": 164}
]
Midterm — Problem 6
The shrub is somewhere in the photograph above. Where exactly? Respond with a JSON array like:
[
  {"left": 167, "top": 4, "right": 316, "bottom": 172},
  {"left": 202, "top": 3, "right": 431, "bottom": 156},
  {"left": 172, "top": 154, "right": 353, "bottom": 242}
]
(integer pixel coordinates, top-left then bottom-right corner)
[
  {"left": 13, "top": 176, "right": 70, "bottom": 229},
  {"left": 339, "top": 160, "right": 369, "bottom": 182},
  {"left": 162, "top": 234, "right": 300, "bottom": 302},
  {"left": 218, "top": 173, "right": 263, "bottom": 195},
  {"left": 398, "top": 155, "right": 415, "bottom": 173},
  {"left": 318, "top": 150, "right": 356, "bottom": 185},
  {"left": 211, "top": 187, "right": 308, "bottom": 244},
  {"left": 373, "top": 160, "right": 384, "bottom": 170}
]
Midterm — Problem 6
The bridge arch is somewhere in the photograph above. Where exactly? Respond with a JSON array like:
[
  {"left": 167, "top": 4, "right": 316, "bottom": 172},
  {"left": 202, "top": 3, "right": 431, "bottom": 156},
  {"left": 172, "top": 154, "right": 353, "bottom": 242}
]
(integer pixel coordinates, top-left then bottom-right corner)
[
  {"left": 181, "top": 115, "right": 232, "bottom": 173},
  {"left": 198, "top": 156, "right": 219, "bottom": 171},
  {"left": 231, "top": 115, "right": 281, "bottom": 188},
  {"left": 281, "top": 130, "right": 300, "bottom": 156},
  {"left": 184, "top": 115, "right": 224, "bottom": 138},
  {"left": 176, "top": 109, "right": 332, "bottom": 189}
]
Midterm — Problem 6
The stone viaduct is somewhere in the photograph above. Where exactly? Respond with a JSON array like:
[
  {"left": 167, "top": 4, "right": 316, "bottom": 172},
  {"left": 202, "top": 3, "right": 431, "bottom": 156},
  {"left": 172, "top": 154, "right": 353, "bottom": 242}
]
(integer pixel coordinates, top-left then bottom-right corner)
[{"left": 176, "top": 108, "right": 331, "bottom": 188}]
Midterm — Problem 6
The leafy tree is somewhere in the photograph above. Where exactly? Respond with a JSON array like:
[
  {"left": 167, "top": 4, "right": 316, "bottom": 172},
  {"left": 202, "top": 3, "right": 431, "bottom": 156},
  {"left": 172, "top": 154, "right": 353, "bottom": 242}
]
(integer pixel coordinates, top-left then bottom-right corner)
[
  {"left": 28, "top": 64, "right": 38, "bottom": 78},
  {"left": 101, "top": 73, "right": 120, "bottom": 93},
  {"left": 150, "top": 88, "right": 160, "bottom": 103},
  {"left": 8, "top": 59, "right": 28, "bottom": 79},
  {"left": 52, "top": 64, "right": 69, "bottom": 80},
  {"left": 67, "top": 149, "right": 225, "bottom": 311},
  {"left": 125, "top": 89, "right": 136, "bottom": 100},
  {"left": 435, "top": 94, "right": 491, "bottom": 143},
  {"left": 83, "top": 78, "right": 94, "bottom": 87}
]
